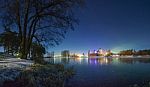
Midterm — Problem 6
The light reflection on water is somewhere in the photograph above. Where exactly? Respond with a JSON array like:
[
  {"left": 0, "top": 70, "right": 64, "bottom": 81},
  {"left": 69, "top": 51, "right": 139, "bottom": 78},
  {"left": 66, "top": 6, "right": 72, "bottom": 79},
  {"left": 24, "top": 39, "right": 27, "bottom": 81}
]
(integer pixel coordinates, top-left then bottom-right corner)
[
  {"left": 45, "top": 57, "right": 150, "bottom": 87},
  {"left": 46, "top": 57, "right": 150, "bottom": 65}
]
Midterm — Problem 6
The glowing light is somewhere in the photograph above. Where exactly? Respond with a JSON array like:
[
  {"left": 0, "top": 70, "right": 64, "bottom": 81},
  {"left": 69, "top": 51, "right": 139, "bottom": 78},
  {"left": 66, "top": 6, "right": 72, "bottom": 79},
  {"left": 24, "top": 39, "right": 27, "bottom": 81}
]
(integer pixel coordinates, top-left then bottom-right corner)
[
  {"left": 105, "top": 58, "right": 108, "bottom": 64},
  {"left": 77, "top": 54, "right": 83, "bottom": 57},
  {"left": 95, "top": 60, "right": 97, "bottom": 64},
  {"left": 116, "top": 58, "right": 119, "bottom": 60},
  {"left": 16, "top": 53, "right": 19, "bottom": 56}
]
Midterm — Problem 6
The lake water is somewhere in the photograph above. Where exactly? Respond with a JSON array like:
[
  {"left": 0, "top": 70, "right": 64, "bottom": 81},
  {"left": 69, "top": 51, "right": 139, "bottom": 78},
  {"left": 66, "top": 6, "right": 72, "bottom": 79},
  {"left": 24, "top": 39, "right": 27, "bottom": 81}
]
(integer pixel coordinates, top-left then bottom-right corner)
[{"left": 47, "top": 57, "right": 150, "bottom": 87}]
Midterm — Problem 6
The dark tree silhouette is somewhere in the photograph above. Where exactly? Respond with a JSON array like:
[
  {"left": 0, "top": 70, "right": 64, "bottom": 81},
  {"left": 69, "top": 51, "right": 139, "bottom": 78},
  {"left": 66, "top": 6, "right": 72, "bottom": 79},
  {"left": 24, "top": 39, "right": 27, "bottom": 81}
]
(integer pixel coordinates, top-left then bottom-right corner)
[
  {"left": 31, "top": 42, "right": 46, "bottom": 64},
  {"left": 0, "top": 0, "right": 84, "bottom": 59},
  {"left": 0, "top": 27, "right": 19, "bottom": 55}
]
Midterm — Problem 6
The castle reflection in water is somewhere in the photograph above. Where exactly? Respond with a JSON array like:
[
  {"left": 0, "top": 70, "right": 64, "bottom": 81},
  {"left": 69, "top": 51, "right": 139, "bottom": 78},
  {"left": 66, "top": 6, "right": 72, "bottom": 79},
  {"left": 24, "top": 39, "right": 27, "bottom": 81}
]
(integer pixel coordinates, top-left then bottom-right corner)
[{"left": 45, "top": 57, "right": 150, "bottom": 65}]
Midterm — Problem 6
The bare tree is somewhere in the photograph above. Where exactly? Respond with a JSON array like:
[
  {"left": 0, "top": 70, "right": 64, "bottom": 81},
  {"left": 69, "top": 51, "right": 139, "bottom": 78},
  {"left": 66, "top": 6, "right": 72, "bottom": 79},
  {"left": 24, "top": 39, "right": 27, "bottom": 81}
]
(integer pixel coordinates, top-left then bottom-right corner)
[{"left": 0, "top": 0, "right": 84, "bottom": 59}]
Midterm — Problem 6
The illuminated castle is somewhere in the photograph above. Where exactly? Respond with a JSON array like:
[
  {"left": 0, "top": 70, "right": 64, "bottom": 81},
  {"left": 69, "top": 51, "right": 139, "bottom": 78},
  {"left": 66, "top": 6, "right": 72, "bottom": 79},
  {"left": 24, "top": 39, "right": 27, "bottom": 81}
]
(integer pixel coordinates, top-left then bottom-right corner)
[{"left": 88, "top": 48, "right": 111, "bottom": 57}]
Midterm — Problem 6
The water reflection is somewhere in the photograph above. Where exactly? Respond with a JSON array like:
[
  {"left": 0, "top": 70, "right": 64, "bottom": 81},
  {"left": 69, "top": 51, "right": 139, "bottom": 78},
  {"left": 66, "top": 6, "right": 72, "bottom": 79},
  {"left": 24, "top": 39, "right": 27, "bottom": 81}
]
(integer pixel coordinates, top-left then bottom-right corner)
[
  {"left": 44, "top": 57, "right": 150, "bottom": 87},
  {"left": 88, "top": 58, "right": 112, "bottom": 65},
  {"left": 45, "top": 57, "right": 150, "bottom": 65}
]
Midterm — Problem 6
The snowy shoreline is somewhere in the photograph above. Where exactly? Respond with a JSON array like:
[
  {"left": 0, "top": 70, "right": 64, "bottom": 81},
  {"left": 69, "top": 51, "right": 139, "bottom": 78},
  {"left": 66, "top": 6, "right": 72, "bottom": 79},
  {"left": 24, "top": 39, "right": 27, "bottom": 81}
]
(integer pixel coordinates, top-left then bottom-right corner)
[{"left": 0, "top": 58, "right": 33, "bottom": 86}]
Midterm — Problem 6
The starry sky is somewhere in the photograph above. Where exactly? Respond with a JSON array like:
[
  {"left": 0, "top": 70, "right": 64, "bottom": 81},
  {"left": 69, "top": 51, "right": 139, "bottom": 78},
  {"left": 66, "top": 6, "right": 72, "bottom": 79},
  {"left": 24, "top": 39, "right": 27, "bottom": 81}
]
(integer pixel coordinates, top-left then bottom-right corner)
[{"left": 47, "top": 0, "right": 150, "bottom": 55}]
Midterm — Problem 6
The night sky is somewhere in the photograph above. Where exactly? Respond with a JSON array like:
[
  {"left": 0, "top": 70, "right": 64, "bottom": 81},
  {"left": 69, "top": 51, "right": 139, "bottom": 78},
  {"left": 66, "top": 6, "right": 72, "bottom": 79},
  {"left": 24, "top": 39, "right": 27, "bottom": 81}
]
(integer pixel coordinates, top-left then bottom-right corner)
[
  {"left": 49, "top": 0, "right": 150, "bottom": 55},
  {"left": 0, "top": 0, "right": 149, "bottom": 55}
]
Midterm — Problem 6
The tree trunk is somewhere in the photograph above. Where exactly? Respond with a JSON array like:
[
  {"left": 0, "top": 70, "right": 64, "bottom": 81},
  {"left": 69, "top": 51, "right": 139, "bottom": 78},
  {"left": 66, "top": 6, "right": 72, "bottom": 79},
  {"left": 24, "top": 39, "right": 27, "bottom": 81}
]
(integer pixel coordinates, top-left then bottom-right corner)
[
  {"left": 20, "top": 40, "right": 28, "bottom": 59},
  {"left": 20, "top": 38, "right": 32, "bottom": 59},
  {"left": 20, "top": 0, "right": 30, "bottom": 59},
  {"left": 20, "top": 46, "right": 28, "bottom": 59}
]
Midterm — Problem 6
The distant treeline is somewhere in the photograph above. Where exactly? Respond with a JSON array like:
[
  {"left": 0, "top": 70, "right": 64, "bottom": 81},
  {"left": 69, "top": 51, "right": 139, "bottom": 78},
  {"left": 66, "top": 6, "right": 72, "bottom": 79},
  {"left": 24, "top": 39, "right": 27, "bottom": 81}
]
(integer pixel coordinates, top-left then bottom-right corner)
[{"left": 119, "top": 49, "right": 150, "bottom": 55}]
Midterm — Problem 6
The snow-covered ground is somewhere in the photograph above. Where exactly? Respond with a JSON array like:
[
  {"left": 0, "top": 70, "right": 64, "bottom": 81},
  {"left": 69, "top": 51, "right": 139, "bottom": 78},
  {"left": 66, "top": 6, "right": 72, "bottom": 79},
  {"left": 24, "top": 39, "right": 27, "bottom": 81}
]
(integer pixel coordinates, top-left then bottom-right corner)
[{"left": 0, "top": 58, "right": 33, "bottom": 86}]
